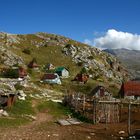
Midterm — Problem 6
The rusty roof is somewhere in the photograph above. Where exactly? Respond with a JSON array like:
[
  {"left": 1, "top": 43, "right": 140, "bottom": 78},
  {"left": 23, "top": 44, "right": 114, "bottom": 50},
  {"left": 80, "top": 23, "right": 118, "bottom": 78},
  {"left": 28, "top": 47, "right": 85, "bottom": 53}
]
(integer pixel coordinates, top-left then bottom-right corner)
[
  {"left": 122, "top": 81, "right": 140, "bottom": 96},
  {"left": 42, "top": 73, "right": 58, "bottom": 80}
]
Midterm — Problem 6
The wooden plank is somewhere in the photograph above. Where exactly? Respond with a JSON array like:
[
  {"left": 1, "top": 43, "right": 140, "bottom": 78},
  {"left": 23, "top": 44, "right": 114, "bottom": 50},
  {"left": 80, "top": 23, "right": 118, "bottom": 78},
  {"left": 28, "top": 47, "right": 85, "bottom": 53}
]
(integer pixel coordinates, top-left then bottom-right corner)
[
  {"left": 58, "top": 119, "right": 71, "bottom": 126},
  {"left": 58, "top": 118, "right": 81, "bottom": 125},
  {"left": 67, "top": 118, "right": 81, "bottom": 125}
]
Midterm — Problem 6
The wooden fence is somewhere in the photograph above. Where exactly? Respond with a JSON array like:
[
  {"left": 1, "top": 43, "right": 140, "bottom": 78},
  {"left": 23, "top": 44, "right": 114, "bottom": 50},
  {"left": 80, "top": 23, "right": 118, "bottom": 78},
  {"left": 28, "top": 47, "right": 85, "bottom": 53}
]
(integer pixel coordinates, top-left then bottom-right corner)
[{"left": 63, "top": 93, "right": 120, "bottom": 123}]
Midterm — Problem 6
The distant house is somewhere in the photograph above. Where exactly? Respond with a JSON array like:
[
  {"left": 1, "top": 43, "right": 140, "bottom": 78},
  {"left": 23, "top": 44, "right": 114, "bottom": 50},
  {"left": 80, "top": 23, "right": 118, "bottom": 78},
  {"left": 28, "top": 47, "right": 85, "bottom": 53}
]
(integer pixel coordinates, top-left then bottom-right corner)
[
  {"left": 28, "top": 58, "right": 38, "bottom": 69},
  {"left": 18, "top": 67, "right": 27, "bottom": 79},
  {"left": 119, "top": 81, "right": 140, "bottom": 100},
  {"left": 89, "top": 86, "right": 112, "bottom": 99},
  {"left": 0, "top": 93, "right": 16, "bottom": 108},
  {"left": 72, "top": 73, "right": 89, "bottom": 84},
  {"left": 41, "top": 73, "right": 61, "bottom": 84},
  {"left": 46, "top": 63, "right": 55, "bottom": 71},
  {"left": 55, "top": 67, "right": 69, "bottom": 78},
  {"left": 88, "top": 86, "right": 119, "bottom": 123}
]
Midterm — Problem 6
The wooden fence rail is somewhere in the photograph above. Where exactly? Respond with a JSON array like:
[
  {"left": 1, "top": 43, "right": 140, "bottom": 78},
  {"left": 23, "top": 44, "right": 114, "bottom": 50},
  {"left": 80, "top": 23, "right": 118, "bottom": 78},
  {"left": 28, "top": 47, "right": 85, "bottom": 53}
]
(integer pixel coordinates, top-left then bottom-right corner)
[{"left": 63, "top": 93, "right": 120, "bottom": 123}]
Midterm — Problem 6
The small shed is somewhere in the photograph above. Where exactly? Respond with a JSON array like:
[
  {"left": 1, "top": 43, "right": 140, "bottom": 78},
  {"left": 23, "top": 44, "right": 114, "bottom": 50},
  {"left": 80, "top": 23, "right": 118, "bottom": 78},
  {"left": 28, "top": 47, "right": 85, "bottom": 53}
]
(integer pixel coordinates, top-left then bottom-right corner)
[
  {"left": 18, "top": 67, "right": 27, "bottom": 78},
  {"left": 55, "top": 67, "right": 69, "bottom": 78},
  {"left": 89, "top": 86, "right": 112, "bottom": 99},
  {"left": 41, "top": 73, "right": 61, "bottom": 84},
  {"left": 72, "top": 73, "right": 89, "bottom": 84},
  {"left": 28, "top": 58, "right": 38, "bottom": 69},
  {"left": 89, "top": 86, "right": 120, "bottom": 123},
  {"left": 46, "top": 63, "right": 55, "bottom": 71},
  {"left": 0, "top": 93, "right": 16, "bottom": 108},
  {"left": 119, "top": 81, "right": 140, "bottom": 100}
]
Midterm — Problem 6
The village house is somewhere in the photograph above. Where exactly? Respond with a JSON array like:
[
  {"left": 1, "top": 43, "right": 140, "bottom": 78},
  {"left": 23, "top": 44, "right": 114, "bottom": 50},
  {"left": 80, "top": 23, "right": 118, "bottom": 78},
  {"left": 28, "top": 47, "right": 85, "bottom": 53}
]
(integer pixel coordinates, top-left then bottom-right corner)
[
  {"left": 45, "top": 63, "right": 55, "bottom": 71},
  {"left": 18, "top": 66, "right": 27, "bottom": 79},
  {"left": 55, "top": 67, "right": 69, "bottom": 78},
  {"left": 89, "top": 85, "right": 112, "bottom": 99},
  {"left": 41, "top": 73, "right": 61, "bottom": 84},
  {"left": 119, "top": 81, "right": 140, "bottom": 100},
  {"left": 72, "top": 73, "right": 89, "bottom": 84},
  {"left": 28, "top": 58, "right": 39, "bottom": 69},
  {"left": 0, "top": 93, "right": 16, "bottom": 108},
  {"left": 88, "top": 86, "right": 120, "bottom": 123}
]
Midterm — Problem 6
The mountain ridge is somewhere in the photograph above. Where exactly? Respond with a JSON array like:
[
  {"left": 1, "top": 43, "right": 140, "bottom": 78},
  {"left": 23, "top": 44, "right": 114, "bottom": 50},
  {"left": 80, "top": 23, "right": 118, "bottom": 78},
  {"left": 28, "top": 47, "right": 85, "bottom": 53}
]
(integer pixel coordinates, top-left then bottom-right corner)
[{"left": 104, "top": 48, "right": 140, "bottom": 79}]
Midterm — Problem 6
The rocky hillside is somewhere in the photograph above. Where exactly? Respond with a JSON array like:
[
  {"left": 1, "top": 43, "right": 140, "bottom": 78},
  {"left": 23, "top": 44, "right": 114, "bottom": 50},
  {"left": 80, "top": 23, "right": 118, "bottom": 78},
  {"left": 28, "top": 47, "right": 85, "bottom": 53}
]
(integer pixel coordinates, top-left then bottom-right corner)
[
  {"left": 0, "top": 32, "right": 130, "bottom": 94},
  {"left": 104, "top": 48, "right": 140, "bottom": 79}
]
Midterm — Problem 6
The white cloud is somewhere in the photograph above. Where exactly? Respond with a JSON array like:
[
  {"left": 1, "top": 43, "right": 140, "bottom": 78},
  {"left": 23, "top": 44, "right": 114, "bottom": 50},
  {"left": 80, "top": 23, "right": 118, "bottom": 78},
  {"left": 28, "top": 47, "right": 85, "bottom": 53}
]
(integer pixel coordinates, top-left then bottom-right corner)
[
  {"left": 84, "top": 39, "right": 92, "bottom": 45},
  {"left": 84, "top": 29, "right": 140, "bottom": 50}
]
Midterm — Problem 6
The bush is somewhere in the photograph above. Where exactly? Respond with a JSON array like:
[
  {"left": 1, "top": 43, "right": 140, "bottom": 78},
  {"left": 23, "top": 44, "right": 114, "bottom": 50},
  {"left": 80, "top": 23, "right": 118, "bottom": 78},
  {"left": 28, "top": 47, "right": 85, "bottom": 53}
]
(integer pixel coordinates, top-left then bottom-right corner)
[
  {"left": 81, "top": 67, "right": 87, "bottom": 74},
  {"left": 22, "top": 48, "right": 31, "bottom": 55},
  {"left": 14, "top": 83, "right": 23, "bottom": 90},
  {"left": 87, "top": 56, "right": 94, "bottom": 60},
  {"left": 77, "top": 62, "right": 83, "bottom": 66},
  {"left": 3, "top": 69, "right": 19, "bottom": 78}
]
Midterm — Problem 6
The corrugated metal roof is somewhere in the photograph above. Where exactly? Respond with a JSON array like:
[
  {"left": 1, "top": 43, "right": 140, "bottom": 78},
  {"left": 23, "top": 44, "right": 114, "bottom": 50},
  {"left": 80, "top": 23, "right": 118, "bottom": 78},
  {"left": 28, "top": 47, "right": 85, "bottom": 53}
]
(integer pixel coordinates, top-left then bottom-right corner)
[
  {"left": 55, "top": 67, "right": 66, "bottom": 72},
  {"left": 123, "top": 81, "right": 140, "bottom": 96},
  {"left": 42, "top": 73, "right": 57, "bottom": 80}
]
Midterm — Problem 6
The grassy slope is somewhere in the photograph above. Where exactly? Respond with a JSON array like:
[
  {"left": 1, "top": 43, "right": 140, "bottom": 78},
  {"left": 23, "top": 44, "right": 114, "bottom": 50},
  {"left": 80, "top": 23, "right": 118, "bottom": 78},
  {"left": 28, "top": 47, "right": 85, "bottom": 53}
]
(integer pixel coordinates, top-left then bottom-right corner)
[
  {"left": 9, "top": 34, "right": 120, "bottom": 95},
  {"left": 0, "top": 98, "right": 35, "bottom": 127},
  {"left": 11, "top": 34, "right": 80, "bottom": 75}
]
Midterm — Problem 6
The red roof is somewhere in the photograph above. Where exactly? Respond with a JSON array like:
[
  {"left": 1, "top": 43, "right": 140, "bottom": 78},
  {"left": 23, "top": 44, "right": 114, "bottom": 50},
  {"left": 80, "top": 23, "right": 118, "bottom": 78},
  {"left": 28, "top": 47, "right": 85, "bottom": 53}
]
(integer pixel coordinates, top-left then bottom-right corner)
[
  {"left": 74, "top": 74, "right": 89, "bottom": 82},
  {"left": 122, "top": 81, "right": 140, "bottom": 96},
  {"left": 42, "top": 73, "right": 57, "bottom": 80}
]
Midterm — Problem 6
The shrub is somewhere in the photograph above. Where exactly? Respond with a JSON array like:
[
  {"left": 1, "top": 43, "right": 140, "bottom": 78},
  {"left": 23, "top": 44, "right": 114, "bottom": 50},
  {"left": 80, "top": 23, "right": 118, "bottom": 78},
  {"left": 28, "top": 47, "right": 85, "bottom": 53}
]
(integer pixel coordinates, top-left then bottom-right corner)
[
  {"left": 87, "top": 56, "right": 94, "bottom": 60},
  {"left": 14, "top": 83, "right": 23, "bottom": 90},
  {"left": 81, "top": 67, "right": 87, "bottom": 74},
  {"left": 77, "top": 62, "right": 83, "bottom": 66},
  {"left": 3, "top": 69, "right": 19, "bottom": 78},
  {"left": 22, "top": 48, "right": 31, "bottom": 55}
]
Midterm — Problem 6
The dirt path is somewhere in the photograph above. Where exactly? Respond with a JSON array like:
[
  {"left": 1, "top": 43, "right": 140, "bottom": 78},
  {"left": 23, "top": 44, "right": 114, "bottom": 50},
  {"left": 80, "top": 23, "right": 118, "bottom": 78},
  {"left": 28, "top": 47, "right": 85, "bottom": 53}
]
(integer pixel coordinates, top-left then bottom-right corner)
[
  {"left": 0, "top": 99, "right": 54, "bottom": 140},
  {"left": 0, "top": 121, "right": 129, "bottom": 140},
  {"left": 24, "top": 99, "right": 53, "bottom": 127}
]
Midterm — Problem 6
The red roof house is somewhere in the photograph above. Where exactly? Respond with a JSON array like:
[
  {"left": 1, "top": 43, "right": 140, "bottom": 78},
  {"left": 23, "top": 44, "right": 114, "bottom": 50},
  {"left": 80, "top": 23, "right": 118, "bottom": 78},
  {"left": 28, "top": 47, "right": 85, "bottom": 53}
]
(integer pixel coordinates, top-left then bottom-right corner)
[
  {"left": 41, "top": 73, "right": 61, "bottom": 84},
  {"left": 89, "top": 86, "right": 111, "bottom": 98},
  {"left": 72, "top": 73, "right": 89, "bottom": 84},
  {"left": 28, "top": 58, "right": 38, "bottom": 69},
  {"left": 119, "top": 81, "right": 140, "bottom": 99},
  {"left": 18, "top": 67, "right": 27, "bottom": 78}
]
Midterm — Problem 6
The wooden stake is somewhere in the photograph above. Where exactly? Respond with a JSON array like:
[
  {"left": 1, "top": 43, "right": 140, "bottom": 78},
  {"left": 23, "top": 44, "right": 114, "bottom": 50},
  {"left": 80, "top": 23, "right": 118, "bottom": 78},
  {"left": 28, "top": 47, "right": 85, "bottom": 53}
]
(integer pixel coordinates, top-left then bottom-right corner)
[{"left": 128, "top": 102, "right": 131, "bottom": 135}]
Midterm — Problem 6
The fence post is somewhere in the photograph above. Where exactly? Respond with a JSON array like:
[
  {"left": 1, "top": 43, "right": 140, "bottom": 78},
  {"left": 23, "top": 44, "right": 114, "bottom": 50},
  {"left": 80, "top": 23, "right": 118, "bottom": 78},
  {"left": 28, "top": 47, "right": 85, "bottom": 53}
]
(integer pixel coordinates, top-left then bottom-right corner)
[
  {"left": 83, "top": 94, "right": 85, "bottom": 114},
  {"left": 75, "top": 93, "right": 79, "bottom": 112},
  {"left": 93, "top": 99, "right": 96, "bottom": 124},
  {"left": 128, "top": 102, "right": 131, "bottom": 135}
]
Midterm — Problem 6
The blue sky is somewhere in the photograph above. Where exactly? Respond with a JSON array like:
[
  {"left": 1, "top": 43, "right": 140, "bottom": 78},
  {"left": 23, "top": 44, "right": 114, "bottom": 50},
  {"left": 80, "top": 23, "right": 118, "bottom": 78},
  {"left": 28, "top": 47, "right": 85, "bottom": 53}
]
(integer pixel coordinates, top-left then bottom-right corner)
[{"left": 0, "top": 0, "right": 140, "bottom": 43}]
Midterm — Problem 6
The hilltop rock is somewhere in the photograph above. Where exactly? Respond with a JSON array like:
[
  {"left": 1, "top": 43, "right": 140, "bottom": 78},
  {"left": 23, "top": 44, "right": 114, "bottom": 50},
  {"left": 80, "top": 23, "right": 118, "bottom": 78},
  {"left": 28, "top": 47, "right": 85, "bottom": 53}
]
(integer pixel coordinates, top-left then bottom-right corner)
[
  {"left": 62, "top": 43, "right": 128, "bottom": 83},
  {"left": 0, "top": 33, "right": 24, "bottom": 66},
  {"left": 0, "top": 49, "right": 24, "bottom": 66}
]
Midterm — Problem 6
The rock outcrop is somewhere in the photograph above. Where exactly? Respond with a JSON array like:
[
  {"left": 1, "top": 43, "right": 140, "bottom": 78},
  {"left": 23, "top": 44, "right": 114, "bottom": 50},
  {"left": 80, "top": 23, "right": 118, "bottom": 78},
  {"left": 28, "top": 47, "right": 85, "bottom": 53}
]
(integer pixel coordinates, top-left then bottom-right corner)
[{"left": 62, "top": 44, "right": 129, "bottom": 83}]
